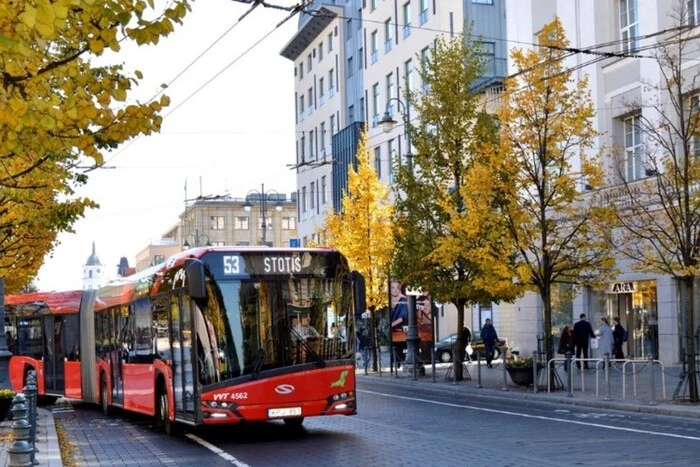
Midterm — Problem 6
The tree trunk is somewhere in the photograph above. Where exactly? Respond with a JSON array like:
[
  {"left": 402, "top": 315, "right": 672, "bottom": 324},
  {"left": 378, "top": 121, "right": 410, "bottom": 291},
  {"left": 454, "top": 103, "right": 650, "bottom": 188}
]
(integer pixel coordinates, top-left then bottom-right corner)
[
  {"left": 683, "top": 276, "right": 698, "bottom": 402},
  {"left": 370, "top": 307, "right": 379, "bottom": 372},
  {"left": 541, "top": 284, "right": 554, "bottom": 390},
  {"left": 454, "top": 299, "right": 466, "bottom": 381}
]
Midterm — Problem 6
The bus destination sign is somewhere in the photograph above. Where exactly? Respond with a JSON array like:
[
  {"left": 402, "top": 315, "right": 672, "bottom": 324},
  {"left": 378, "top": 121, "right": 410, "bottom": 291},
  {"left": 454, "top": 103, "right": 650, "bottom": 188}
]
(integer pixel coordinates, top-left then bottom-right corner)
[{"left": 202, "top": 251, "right": 330, "bottom": 279}]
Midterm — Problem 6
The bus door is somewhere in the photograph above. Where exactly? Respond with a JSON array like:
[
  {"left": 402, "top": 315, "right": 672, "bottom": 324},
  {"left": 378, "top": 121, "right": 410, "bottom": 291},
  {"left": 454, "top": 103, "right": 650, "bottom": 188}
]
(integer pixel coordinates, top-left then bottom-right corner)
[
  {"left": 42, "top": 316, "right": 65, "bottom": 395},
  {"left": 172, "top": 295, "right": 196, "bottom": 421}
]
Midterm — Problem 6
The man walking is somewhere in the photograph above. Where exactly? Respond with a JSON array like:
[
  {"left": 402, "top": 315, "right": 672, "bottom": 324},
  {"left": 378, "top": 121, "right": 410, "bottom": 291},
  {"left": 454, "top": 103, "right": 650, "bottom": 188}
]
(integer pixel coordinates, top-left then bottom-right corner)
[
  {"left": 573, "top": 313, "right": 596, "bottom": 369},
  {"left": 480, "top": 319, "right": 499, "bottom": 368}
]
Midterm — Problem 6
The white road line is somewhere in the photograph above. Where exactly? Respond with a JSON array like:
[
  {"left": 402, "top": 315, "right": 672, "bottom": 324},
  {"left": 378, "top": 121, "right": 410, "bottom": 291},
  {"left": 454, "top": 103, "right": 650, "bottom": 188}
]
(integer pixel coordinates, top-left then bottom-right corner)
[
  {"left": 185, "top": 433, "right": 251, "bottom": 467},
  {"left": 359, "top": 389, "right": 700, "bottom": 442}
]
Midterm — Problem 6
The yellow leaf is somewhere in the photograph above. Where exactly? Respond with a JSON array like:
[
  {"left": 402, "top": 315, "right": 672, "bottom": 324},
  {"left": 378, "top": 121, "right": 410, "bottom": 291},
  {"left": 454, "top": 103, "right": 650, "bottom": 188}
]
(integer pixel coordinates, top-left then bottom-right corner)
[
  {"left": 89, "top": 39, "right": 104, "bottom": 54},
  {"left": 21, "top": 7, "right": 37, "bottom": 28}
]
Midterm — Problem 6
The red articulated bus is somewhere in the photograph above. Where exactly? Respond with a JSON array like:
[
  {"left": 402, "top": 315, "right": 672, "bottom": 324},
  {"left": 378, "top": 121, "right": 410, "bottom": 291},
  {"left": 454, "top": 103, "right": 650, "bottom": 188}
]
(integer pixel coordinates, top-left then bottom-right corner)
[{"left": 4, "top": 247, "right": 365, "bottom": 434}]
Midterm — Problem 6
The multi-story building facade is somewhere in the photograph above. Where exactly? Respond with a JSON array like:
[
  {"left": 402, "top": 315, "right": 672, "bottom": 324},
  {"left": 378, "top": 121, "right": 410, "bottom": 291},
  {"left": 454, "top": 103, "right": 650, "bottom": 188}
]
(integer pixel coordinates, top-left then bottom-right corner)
[
  {"left": 178, "top": 193, "right": 298, "bottom": 249},
  {"left": 134, "top": 237, "right": 180, "bottom": 272},
  {"left": 495, "top": 0, "right": 700, "bottom": 365},
  {"left": 281, "top": 1, "right": 365, "bottom": 245}
]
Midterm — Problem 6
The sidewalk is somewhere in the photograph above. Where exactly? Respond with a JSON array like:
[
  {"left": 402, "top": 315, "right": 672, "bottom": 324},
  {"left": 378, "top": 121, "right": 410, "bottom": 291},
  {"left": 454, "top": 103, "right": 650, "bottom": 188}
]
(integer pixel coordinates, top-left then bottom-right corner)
[
  {"left": 0, "top": 407, "right": 63, "bottom": 466},
  {"left": 358, "top": 356, "right": 700, "bottom": 418}
]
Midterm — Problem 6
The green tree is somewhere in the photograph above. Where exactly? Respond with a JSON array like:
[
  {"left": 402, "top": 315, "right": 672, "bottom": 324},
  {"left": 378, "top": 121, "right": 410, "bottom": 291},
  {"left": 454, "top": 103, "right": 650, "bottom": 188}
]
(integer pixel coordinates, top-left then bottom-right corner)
[
  {"left": 392, "top": 35, "right": 523, "bottom": 381},
  {"left": 0, "top": 0, "right": 191, "bottom": 291},
  {"left": 493, "top": 18, "right": 616, "bottom": 376},
  {"left": 320, "top": 131, "right": 394, "bottom": 370},
  {"left": 611, "top": 6, "right": 700, "bottom": 401}
]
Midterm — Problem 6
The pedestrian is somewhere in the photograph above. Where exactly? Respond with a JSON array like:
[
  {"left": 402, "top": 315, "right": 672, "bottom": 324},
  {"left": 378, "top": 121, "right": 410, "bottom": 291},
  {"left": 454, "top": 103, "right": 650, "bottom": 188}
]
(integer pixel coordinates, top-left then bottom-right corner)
[
  {"left": 573, "top": 313, "right": 596, "bottom": 369},
  {"left": 612, "top": 316, "right": 626, "bottom": 359},
  {"left": 358, "top": 329, "right": 371, "bottom": 375},
  {"left": 597, "top": 317, "right": 614, "bottom": 365},
  {"left": 480, "top": 319, "right": 499, "bottom": 368},
  {"left": 462, "top": 326, "right": 472, "bottom": 362},
  {"left": 558, "top": 324, "right": 574, "bottom": 371}
]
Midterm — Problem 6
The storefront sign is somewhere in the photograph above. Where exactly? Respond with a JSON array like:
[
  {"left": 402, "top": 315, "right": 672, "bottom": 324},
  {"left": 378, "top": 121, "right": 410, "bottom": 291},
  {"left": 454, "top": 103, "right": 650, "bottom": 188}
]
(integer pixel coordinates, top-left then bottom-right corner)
[{"left": 610, "top": 282, "right": 635, "bottom": 293}]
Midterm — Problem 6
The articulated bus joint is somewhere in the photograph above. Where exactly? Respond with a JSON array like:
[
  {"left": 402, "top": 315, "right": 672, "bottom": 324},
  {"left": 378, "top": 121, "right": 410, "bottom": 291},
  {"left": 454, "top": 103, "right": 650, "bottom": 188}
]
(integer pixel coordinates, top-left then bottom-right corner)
[{"left": 321, "top": 390, "right": 355, "bottom": 415}]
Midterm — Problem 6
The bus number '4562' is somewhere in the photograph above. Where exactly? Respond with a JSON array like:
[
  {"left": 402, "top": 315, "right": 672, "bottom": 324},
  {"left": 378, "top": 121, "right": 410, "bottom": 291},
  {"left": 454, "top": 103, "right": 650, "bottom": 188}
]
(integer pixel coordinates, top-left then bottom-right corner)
[{"left": 223, "top": 255, "right": 240, "bottom": 275}]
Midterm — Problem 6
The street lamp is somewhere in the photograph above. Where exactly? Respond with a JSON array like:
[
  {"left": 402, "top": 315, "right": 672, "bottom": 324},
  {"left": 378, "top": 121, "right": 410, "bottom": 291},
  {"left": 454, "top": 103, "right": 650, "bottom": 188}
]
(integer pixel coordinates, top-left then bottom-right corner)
[
  {"left": 379, "top": 97, "right": 412, "bottom": 172},
  {"left": 243, "top": 183, "right": 283, "bottom": 246},
  {"left": 183, "top": 228, "right": 211, "bottom": 249}
]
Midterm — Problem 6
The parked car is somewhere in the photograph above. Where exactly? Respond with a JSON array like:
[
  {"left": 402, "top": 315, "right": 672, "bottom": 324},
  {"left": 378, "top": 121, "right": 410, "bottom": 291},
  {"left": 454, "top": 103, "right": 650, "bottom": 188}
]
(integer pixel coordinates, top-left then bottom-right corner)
[{"left": 433, "top": 332, "right": 508, "bottom": 363}]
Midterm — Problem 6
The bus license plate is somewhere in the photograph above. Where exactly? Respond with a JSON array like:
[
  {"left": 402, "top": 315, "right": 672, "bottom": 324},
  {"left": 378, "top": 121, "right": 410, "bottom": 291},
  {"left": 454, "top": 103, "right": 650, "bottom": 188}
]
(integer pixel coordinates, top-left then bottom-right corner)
[{"left": 268, "top": 407, "right": 302, "bottom": 418}]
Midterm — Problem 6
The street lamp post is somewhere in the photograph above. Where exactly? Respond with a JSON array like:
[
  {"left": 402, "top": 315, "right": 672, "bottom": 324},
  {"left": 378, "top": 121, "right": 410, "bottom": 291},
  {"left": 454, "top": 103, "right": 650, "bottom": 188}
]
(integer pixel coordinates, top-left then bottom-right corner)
[
  {"left": 244, "top": 183, "right": 283, "bottom": 246},
  {"left": 183, "top": 229, "right": 210, "bottom": 249},
  {"left": 379, "top": 97, "right": 412, "bottom": 172}
]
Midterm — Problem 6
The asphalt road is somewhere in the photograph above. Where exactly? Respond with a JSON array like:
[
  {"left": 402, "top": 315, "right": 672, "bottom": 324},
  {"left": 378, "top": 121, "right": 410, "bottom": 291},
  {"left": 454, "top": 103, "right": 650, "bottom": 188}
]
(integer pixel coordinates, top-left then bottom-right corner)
[{"left": 53, "top": 379, "right": 700, "bottom": 466}]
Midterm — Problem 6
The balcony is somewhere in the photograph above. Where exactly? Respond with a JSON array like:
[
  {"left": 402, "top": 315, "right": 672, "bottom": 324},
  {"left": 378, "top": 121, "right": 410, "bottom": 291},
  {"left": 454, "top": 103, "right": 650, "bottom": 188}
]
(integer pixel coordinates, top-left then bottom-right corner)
[
  {"left": 319, "top": 94, "right": 325, "bottom": 106},
  {"left": 329, "top": 86, "right": 335, "bottom": 97},
  {"left": 384, "top": 40, "right": 392, "bottom": 53},
  {"left": 371, "top": 50, "right": 378, "bottom": 64},
  {"left": 402, "top": 24, "right": 412, "bottom": 39}
]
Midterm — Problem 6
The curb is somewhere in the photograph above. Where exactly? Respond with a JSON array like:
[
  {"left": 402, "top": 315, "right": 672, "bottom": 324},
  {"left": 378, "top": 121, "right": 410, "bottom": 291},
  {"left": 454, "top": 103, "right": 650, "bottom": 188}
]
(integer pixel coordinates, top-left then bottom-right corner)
[{"left": 358, "top": 374, "right": 700, "bottom": 419}]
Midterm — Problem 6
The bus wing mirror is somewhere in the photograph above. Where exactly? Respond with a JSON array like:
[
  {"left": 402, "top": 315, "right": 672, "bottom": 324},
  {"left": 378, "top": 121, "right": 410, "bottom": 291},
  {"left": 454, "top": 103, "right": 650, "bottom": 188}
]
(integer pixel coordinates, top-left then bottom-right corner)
[
  {"left": 351, "top": 271, "right": 366, "bottom": 316},
  {"left": 185, "top": 259, "right": 207, "bottom": 299}
]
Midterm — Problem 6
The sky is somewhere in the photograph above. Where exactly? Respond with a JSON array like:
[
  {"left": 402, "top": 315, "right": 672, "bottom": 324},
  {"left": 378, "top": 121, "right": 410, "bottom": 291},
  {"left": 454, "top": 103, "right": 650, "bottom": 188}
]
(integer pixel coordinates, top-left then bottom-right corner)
[{"left": 35, "top": 0, "right": 300, "bottom": 292}]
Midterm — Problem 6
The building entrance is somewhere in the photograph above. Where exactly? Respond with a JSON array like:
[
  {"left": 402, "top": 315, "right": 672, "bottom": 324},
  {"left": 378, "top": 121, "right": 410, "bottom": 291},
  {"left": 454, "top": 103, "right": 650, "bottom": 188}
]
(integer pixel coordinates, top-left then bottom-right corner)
[{"left": 606, "top": 280, "right": 658, "bottom": 359}]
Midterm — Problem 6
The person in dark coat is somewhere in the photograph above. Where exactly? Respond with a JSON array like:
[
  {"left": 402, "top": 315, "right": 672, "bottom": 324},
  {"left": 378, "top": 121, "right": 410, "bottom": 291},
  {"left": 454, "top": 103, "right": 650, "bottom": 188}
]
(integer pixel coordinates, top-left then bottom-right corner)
[
  {"left": 480, "top": 319, "right": 499, "bottom": 368},
  {"left": 612, "top": 317, "right": 626, "bottom": 359},
  {"left": 573, "top": 313, "right": 596, "bottom": 369}
]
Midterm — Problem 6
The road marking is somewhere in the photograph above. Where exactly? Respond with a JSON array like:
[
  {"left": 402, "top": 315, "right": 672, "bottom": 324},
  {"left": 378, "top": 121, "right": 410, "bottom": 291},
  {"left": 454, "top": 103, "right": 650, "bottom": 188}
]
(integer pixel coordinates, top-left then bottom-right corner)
[
  {"left": 185, "top": 433, "right": 251, "bottom": 466},
  {"left": 359, "top": 389, "right": 700, "bottom": 441}
]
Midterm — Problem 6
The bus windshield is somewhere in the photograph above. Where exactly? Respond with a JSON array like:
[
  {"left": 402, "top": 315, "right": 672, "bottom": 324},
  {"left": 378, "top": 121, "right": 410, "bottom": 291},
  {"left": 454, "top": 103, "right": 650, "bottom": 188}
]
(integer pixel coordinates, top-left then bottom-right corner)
[{"left": 195, "top": 276, "right": 355, "bottom": 385}]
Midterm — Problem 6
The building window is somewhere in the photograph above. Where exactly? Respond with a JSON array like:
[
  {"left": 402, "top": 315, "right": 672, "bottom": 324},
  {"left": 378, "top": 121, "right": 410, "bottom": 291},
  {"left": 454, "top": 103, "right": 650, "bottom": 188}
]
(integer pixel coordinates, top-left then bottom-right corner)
[
  {"left": 328, "top": 32, "right": 333, "bottom": 51},
  {"left": 477, "top": 41, "right": 496, "bottom": 76},
  {"left": 374, "top": 146, "right": 382, "bottom": 178},
  {"left": 347, "top": 57, "right": 354, "bottom": 77},
  {"left": 320, "top": 122, "right": 326, "bottom": 152},
  {"left": 404, "top": 58, "right": 414, "bottom": 91},
  {"left": 388, "top": 138, "right": 396, "bottom": 183},
  {"left": 624, "top": 115, "right": 644, "bottom": 181},
  {"left": 307, "top": 53, "right": 312, "bottom": 71},
  {"left": 691, "top": 94, "right": 700, "bottom": 156},
  {"left": 282, "top": 217, "right": 296, "bottom": 230},
  {"left": 210, "top": 216, "right": 225, "bottom": 230},
  {"left": 620, "top": 0, "right": 638, "bottom": 53},
  {"left": 420, "top": 46, "right": 430, "bottom": 93},
  {"left": 318, "top": 42, "right": 324, "bottom": 61},
  {"left": 300, "top": 134, "right": 305, "bottom": 161},
  {"left": 308, "top": 88, "right": 313, "bottom": 114},
  {"left": 319, "top": 77, "right": 325, "bottom": 104},
  {"left": 299, "top": 95, "right": 304, "bottom": 117},
  {"left": 346, "top": 18, "right": 352, "bottom": 39},
  {"left": 330, "top": 115, "right": 336, "bottom": 135},
  {"left": 234, "top": 216, "right": 249, "bottom": 230},
  {"left": 258, "top": 217, "right": 272, "bottom": 230},
  {"left": 310, "top": 181, "right": 316, "bottom": 213},
  {"left": 419, "top": 0, "right": 429, "bottom": 24},
  {"left": 299, "top": 62, "right": 304, "bottom": 79},
  {"left": 402, "top": 2, "right": 412, "bottom": 38},
  {"left": 472, "top": 0, "right": 493, "bottom": 4},
  {"left": 386, "top": 72, "right": 395, "bottom": 111},
  {"left": 371, "top": 0, "right": 378, "bottom": 11},
  {"left": 329, "top": 69, "right": 335, "bottom": 96},
  {"left": 371, "top": 83, "right": 380, "bottom": 127},
  {"left": 371, "top": 30, "right": 379, "bottom": 64},
  {"left": 384, "top": 18, "right": 393, "bottom": 52},
  {"left": 321, "top": 175, "right": 327, "bottom": 204},
  {"left": 348, "top": 104, "right": 354, "bottom": 122},
  {"left": 309, "top": 130, "right": 315, "bottom": 160}
]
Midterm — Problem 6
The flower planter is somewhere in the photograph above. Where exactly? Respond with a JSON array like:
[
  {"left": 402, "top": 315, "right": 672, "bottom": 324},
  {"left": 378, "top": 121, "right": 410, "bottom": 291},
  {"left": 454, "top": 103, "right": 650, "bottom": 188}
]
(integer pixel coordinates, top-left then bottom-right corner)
[{"left": 506, "top": 366, "right": 536, "bottom": 387}]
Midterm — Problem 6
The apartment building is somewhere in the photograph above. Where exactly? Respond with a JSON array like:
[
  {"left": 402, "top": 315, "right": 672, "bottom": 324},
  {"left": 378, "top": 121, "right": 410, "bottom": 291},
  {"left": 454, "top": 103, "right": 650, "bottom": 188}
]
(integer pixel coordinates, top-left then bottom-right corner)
[
  {"left": 281, "top": 1, "right": 365, "bottom": 245},
  {"left": 496, "top": 0, "right": 700, "bottom": 365}
]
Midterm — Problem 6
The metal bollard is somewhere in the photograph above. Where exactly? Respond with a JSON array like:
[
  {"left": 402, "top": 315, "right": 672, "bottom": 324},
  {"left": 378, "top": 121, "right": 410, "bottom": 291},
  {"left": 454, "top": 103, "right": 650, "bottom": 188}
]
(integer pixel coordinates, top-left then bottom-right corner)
[
  {"left": 475, "top": 351, "right": 482, "bottom": 388},
  {"left": 648, "top": 354, "right": 657, "bottom": 405},
  {"left": 25, "top": 371, "right": 38, "bottom": 464},
  {"left": 8, "top": 394, "right": 33, "bottom": 467},
  {"left": 604, "top": 353, "right": 612, "bottom": 400},
  {"left": 533, "top": 351, "right": 538, "bottom": 393},
  {"left": 566, "top": 352, "right": 573, "bottom": 397}
]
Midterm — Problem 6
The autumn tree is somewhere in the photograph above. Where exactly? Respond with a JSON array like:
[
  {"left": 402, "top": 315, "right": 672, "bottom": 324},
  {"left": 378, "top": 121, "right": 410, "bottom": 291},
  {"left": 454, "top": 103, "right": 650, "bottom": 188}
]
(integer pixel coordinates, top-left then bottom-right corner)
[
  {"left": 320, "top": 131, "right": 394, "bottom": 369},
  {"left": 611, "top": 5, "right": 700, "bottom": 401},
  {"left": 492, "top": 18, "right": 616, "bottom": 375},
  {"left": 392, "top": 35, "right": 523, "bottom": 381},
  {"left": 0, "top": 0, "right": 192, "bottom": 291}
]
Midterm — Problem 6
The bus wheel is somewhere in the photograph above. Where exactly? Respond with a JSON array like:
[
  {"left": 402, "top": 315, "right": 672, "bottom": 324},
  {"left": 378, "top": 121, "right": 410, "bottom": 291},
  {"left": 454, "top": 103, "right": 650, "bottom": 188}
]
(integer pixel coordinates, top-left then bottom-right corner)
[
  {"left": 100, "top": 378, "right": 111, "bottom": 416},
  {"left": 157, "top": 390, "right": 178, "bottom": 436},
  {"left": 283, "top": 417, "right": 304, "bottom": 428}
]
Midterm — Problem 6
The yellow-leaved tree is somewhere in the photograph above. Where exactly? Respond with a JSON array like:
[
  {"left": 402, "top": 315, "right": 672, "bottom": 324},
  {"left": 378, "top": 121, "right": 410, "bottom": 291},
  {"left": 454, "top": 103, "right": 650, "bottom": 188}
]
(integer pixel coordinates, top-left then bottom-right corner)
[
  {"left": 320, "top": 130, "right": 394, "bottom": 369},
  {"left": 0, "top": 0, "right": 192, "bottom": 291},
  {"left": 492, "top": 18, "right": 616, "bottom": 375}
]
